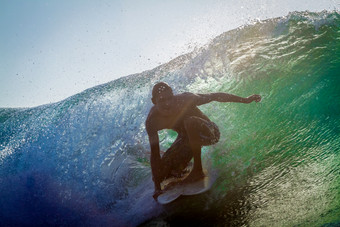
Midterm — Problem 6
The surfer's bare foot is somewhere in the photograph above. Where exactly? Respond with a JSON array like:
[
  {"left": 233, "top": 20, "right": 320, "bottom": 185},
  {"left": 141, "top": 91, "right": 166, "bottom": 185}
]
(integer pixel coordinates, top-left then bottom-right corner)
[
  {"left": 153, "top": 189, "right": 163, "bottom": 200},
  {"left": 170, "top": 168, "right": 190, "bottom": 178},
  {"left": 182, "top": 170, "right": 205, "bottom": 184}
]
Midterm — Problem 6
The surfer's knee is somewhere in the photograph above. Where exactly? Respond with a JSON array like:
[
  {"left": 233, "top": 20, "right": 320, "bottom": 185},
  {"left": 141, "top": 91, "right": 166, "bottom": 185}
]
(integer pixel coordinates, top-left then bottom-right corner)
[
  {"left": 184, "top": 116, "right": 220, "bottom": 145},
  {"left": 184, "top": 117, "right": 203, "bottom": 145},
  {"left": 184, "top": 116, "right": 199, "bottom": 130}
]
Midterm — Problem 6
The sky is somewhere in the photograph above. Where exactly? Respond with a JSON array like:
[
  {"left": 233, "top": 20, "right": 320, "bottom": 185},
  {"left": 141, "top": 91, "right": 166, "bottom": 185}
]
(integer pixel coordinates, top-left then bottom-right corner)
[{"left": 1, "top": 0, "right": 338, "bottom": 108}]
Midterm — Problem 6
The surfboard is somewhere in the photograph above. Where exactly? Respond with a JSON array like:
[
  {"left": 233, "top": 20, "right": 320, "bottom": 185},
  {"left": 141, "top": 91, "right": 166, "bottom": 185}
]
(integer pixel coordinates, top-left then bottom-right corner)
[{"left": 157, "top": 169, "right": 216, "bottom": 204}]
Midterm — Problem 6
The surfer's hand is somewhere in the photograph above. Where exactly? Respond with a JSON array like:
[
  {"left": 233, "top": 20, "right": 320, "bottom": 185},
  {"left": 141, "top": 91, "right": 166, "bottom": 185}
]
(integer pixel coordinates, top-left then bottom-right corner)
[
  {"left": 247, "top": 94, "right": 261, "bottom": 103},
  {"left": 153, "top": 189, "right": 163, "bottom": 200}
]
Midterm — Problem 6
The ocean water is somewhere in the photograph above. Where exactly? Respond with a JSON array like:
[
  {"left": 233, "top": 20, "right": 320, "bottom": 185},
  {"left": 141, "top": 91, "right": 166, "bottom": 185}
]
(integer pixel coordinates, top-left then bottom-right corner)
[{"left": 0, "top": 11, "right": 339, "bottom": 226}]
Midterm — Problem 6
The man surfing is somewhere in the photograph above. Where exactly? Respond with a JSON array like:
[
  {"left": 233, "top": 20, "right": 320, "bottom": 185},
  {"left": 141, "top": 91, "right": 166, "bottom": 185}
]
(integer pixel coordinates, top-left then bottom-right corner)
[{"left": 145, "top": 82, "right": 261, "bottom": 199}]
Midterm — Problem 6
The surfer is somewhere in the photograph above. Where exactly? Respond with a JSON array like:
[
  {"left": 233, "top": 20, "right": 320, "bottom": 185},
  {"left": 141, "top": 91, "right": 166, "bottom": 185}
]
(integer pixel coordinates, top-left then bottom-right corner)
[{"left": 146, "top": 82, "right": 261, "bottom": 199}]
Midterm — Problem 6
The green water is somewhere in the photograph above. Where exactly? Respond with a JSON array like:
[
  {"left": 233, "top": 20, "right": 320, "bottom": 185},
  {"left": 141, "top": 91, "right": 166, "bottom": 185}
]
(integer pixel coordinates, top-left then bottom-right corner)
[
  {"left": 158, "top": 12, "right": 340, "bottom": 226},
  {"left": 190, "top": 14, "right": 339, "bottom": 227}
]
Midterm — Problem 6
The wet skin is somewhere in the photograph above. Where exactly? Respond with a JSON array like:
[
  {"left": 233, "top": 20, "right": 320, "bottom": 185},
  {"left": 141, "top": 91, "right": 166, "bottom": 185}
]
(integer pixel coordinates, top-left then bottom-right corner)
[{"left": 146, "top": 88, "right": 261, "bottom": 199}]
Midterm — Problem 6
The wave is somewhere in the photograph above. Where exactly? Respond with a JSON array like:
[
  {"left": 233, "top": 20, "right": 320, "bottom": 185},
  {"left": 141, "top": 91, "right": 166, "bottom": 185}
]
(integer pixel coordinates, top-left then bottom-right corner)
[{"left": 1, "top": 11, "right": 340, "bottom": 226}]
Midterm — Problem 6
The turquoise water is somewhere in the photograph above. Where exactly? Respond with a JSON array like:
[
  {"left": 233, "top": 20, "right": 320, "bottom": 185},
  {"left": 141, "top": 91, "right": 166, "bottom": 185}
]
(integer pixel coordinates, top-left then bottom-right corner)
[{"left": 0, "top": 11, "right": 339, "bottom": 226}]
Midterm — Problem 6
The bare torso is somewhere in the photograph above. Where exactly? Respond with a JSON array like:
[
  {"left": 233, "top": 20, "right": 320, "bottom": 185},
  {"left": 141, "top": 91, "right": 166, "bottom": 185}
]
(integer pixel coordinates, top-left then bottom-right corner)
[{"left": 146, "top": 92, "right": 211, "bottom": 135}]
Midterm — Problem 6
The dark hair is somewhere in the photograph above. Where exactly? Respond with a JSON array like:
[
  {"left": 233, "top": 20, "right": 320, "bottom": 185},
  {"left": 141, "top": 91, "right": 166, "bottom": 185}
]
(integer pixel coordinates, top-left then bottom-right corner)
[{"left": 152, "top": 82, "right": 173, "bottom": 98}]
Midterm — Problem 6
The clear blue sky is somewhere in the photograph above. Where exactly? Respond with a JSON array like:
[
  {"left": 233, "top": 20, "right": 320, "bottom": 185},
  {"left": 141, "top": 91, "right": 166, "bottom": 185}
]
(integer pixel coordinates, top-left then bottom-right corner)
[{"left": 1, "top": 0, "right": 338, "bottom": 107}]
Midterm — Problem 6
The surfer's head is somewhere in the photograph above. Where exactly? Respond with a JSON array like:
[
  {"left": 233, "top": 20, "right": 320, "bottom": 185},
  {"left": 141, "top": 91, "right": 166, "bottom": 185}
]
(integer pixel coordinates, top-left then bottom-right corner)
[
  {"left": 151, "top": 82, "right": 173, "bottom": 104},
  {"left": 151, "top": 82, "right": 174, "bottom": 115}
]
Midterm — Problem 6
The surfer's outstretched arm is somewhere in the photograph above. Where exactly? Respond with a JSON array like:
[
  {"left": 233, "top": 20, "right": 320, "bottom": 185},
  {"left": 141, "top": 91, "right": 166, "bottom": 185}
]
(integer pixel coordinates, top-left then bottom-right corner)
[{"left": 194, "top": 93, "right": 261, "bottom": 105}]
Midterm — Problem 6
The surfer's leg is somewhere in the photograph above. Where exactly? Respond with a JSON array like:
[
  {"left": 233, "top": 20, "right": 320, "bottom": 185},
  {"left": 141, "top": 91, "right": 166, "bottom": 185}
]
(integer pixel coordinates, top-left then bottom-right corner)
[
  {"left": 183, "top": 117, "right": 220, "bottom": 182},
  {"left": 161, "top": 136, "right": 192, "bottom": 179}
]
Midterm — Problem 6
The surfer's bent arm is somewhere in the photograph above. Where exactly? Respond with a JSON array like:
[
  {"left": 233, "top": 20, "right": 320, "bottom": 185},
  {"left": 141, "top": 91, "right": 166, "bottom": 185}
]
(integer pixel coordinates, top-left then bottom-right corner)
[
  {"left": 194, "top": 93, "right": 261, "bottom": 105},
  {"left": 146, "top": 125, "right": 162, "bottom": 191}
]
